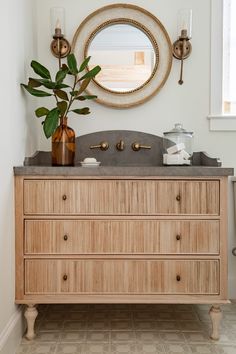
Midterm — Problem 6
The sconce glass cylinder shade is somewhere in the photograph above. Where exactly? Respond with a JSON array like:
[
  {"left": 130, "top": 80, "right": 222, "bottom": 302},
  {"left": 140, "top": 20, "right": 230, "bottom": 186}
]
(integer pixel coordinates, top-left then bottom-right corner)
[
  {"left": 50, "top": 7, "right": 66, "bottom": 37},
  {"left": 177, "top": 9, "right": 192, "bottom": 39}
]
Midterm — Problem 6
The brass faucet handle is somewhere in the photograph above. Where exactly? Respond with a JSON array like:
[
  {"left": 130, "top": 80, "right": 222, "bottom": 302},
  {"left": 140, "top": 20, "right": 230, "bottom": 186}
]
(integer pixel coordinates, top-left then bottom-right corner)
[
  {"left": 116, "top": 140, "right": 125, "bottom": 151},
  {"left": 90, "top": 141, "right": 109, "bottom": 151},
  {"left": 132, "top": 142, "right": 151, "bottom": 151}
]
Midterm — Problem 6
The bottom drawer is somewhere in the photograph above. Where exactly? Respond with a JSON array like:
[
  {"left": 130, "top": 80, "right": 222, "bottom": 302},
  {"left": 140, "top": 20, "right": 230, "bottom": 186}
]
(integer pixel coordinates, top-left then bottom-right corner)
[{"left": 25, "top": 259, "right": 219, "bottom": 295}]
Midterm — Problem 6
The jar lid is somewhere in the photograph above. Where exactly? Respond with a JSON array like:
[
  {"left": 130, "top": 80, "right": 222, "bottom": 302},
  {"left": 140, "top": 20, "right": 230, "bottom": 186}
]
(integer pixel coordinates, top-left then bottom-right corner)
[{"left": 163, "top": 123, "right": 194, "bottom": 135}]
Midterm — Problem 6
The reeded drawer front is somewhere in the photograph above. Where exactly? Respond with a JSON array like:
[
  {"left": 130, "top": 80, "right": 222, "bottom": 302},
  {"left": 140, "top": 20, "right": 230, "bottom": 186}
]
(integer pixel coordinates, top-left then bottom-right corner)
[
  {"left": 23, "top": 180, "right": 220, "bottom": 215},
  {"left": 25, "top": 220, "right": 220, "bottom": 255},
  {"left": 25, "top": 259, "right": 219, "bottom": 295}
]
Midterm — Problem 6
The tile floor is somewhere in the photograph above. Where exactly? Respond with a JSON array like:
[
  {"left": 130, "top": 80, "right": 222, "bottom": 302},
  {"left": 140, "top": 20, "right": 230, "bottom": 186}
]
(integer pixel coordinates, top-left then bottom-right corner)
[{"left": 16, "top": 303, "right": 236, "bottom": 354}]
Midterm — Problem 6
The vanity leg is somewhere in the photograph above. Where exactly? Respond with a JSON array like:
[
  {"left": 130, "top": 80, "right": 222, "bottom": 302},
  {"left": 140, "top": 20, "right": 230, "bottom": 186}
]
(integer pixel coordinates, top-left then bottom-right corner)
[
  {"left": 24, "top": 304, "right": 38, "bottom": 340},
  {"left": 209, "top": 305, "right": 222, "bottom": 340}
]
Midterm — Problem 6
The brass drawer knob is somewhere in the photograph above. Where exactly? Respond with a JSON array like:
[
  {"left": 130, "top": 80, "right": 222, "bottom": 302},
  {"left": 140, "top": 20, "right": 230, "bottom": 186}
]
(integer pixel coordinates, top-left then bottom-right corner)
[
  {"left": 176, "top": 275, "right": 181, "bottom": 282},
  {"left": 62, "top": 194, "right": 67, "bottom": 201},
  {"left": 63, "top": 235, "right": 68, "bottom": 241},
  {"left": 176, "top": 234, "right": 181, "bottom": 241},
  {"left": 176, "top": 195, "right": 181, "bottom": 202},
  {"left": 63, "top": 274, "right": 68, "bottom": 281}
]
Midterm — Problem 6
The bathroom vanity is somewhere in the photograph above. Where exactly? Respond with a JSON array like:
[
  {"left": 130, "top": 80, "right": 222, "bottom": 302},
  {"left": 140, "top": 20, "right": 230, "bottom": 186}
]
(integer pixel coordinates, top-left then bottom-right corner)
[{"left": 14, "top": 132, "right": 233, "bottom": 341}]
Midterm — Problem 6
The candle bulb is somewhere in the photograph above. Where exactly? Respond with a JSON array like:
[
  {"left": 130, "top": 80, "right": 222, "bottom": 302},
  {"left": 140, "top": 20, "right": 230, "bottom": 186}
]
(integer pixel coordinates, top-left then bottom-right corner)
[
  {"left": 177, "top": 9, "right": 192, "bottom": 39},
  {"left": 55, "top": 19, "right": 61, "bottom": 31},
  {"left": 50, "top": 7, "right": 65, "bottom": 36}
]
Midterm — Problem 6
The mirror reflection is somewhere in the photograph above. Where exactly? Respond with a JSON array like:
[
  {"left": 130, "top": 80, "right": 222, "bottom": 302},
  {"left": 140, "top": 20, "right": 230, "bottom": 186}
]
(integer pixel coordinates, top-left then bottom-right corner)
[{"left": 87, "top": 24, "right": 157, "bottom": 93}]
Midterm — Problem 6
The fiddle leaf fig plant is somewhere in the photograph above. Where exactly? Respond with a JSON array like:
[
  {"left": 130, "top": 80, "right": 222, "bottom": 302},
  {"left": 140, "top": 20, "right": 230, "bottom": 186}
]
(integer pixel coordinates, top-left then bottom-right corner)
[{"left": 21, "top": 54, "right": 101, "bottom": 138}]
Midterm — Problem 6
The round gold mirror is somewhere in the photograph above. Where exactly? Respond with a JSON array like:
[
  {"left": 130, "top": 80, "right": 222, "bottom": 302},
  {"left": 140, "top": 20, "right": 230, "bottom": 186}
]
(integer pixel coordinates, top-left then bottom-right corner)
[
  {"left": 72, "top": 4, "right": 172, "bottom": 108},
  {"left": 86, "top": 22, "right": 159, "bottom": 94}
]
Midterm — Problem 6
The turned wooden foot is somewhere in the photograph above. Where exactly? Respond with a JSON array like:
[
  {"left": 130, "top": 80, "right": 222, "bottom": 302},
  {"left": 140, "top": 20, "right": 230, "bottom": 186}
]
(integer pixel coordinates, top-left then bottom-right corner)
[
  {"left": 209, "top": 305, "right": 222, "bottom": 340},
  {"left": 24, "top": 304, "right": 38, "bottom": 340}
]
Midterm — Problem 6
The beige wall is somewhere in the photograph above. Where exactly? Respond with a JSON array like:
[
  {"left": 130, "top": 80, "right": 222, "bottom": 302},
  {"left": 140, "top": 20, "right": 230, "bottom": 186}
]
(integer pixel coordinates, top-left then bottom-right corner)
[{"left": 0, "top": 0, "right": 37, "bottom": 350}]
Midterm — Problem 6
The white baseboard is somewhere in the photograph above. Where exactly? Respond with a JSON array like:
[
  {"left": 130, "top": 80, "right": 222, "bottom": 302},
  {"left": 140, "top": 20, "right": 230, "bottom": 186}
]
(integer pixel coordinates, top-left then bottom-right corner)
[{"left": 0, "top": 306, "right": 25, "bottom": 354}]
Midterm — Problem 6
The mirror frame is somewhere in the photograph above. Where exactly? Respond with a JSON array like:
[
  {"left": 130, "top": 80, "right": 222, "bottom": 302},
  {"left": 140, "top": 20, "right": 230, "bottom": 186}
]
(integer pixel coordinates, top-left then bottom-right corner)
[{"left": 72, "top": 4, "right": 173, "bottom": 108}]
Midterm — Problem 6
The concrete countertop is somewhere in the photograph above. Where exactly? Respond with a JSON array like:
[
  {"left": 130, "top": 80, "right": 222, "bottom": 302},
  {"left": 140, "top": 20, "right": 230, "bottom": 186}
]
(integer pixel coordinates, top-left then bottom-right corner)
[{"left": 14, "top": 165, "right": 234, "bottom": 177}]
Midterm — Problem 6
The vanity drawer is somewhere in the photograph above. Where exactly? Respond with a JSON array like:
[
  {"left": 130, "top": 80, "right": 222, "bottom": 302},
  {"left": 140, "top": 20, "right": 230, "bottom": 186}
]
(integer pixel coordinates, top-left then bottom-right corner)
[
  {"left": 23, "top": 179, "right": 220, "bottom": 215},
  {"left": 25, "top": 220, "right": 220, "bottom": 255},
  {"left": 24, "top": 259, "right": 219, "bottom": 295}
]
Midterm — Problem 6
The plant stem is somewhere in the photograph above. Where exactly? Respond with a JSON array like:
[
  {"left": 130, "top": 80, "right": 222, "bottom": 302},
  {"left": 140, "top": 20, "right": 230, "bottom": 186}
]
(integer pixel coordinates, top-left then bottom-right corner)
[{"left": 64, "top": 74, "right": 77, "bottom": 117}]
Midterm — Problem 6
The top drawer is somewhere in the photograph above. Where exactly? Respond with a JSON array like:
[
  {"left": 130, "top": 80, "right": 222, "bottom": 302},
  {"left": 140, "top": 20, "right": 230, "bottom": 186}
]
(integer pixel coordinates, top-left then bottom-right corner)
[{"left": 23, "top": 179, "right": 220, "bottom": 215}]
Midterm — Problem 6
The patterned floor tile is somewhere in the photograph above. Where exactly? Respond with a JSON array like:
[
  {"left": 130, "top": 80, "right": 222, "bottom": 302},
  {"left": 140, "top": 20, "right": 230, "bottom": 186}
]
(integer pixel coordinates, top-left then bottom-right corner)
[
  {"left": 84, "top": 342, "right": 110, "bottom": 353},
  {"left": 190, "top": 343, "right": 219, "bottom": 353},
  {"left": 111, "top": 331, "right": 136, "bottom": 342},
  {"left": 55, "top": 343, "right": 84, "bottom": 354},
  {"left": 164, "top": 343, "right": 192, "bottom": 354},
  {"left": 38, "top": 320, "right": 64, "bottom": 332},
  {"left": 160, "top": 332, "right": 186, "bottom": 343},
  {"left": 155, "top": 311, "right": 176, "bottom": 321},
  {"left": 16, "top": 345, "right": 31, "bottom": 354},
  {"left": 110, "top": 342, "right": 137, "bottom": 353},
  {"left": 63, "top": 320, "right": 87, "bottom": 331},
  {"left": 133, "top": 320, "right": 157, "bottom": 330},
  {"left": 111, "top": 320, "right": 133, "bottom": 330},
  {"left": 59, "top": 331, "right": 86, "bottom": 342},
  {"left": 89, "top": 311, "right": 110, "bottom": 321},
  {"left": 109, "top": 311, "right": 133, "bottom": 320},
  {"left": 183, "top": 331, "right": 212, "bottom": 343},
  {"left": 86, "top": 330, "right": 110, "bottom": 342},
  {"left": 156, "top": 321, "right": 179, "bottom": 331},
  {"left": 136, "top": 342, "right": 165, "bottom": 353},
  {"left": 87, "top": 319, "right": 111, "bottom": 330},
  {"left": 177, "top": 320, "right": 203, "bottom": 331},
  {"left": 196, "top": 310, "right": 211, "bottom": 323},
  {"left": 133, "top": 312, "right": 157, "bottom": 321},
  {"left": 17, "top": 343, "right": 57, "bottom": 354},
  {"left": 214, "top": 344, "right": 236, "bottom": 354},
  {"left": 16, "top": 304, "right": 236, "bottom": 354},
  {"left": 135, "top": 331, "right": 162, "bottom": 343},
  {"left": 173, "top": 311, "right": 199, "bottom": 321}
]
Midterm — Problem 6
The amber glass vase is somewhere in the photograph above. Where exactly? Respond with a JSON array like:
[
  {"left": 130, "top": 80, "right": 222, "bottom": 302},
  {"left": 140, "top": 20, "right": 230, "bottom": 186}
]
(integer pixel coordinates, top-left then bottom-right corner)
[{"left": 52, "top": 117, "right": 75, "bottom": 166}]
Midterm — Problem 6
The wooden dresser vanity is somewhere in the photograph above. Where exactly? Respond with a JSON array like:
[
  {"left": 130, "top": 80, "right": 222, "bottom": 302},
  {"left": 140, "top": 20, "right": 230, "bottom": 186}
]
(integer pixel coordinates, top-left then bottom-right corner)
[
  {"left": 14, "top": 166, "right": 232, "bottom": 340},
  {"left": 13, "top": 128, "right": 233, "bottom": 341}
]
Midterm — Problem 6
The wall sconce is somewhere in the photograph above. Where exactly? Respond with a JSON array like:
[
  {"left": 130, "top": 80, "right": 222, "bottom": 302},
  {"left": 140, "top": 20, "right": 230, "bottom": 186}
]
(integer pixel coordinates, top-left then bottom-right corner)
[
  {"left": 173, "top": 9, "right": 192, "bottom": 85},
  {"left": 50, "top": 7, "right": 71, "bottom": 68}
]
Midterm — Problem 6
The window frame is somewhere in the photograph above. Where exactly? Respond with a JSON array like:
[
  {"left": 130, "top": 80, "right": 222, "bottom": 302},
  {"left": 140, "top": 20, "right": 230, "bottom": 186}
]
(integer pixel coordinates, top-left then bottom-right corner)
[{"left": 208, "top": 0, "right": 236, "bottom": 131}]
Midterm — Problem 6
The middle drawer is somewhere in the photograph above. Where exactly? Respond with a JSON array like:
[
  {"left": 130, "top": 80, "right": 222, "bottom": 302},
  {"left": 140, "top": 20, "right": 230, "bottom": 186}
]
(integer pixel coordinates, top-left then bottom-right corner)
[{"left": 25, "top": 220, "right": 220, "bottom": 255}]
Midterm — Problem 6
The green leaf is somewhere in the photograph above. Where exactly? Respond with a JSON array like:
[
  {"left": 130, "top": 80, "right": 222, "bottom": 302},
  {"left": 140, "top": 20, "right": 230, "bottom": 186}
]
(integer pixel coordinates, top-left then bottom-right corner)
[
  {"left": 79, "top": 56, "right": 91, "bottom": 72},
  {"left": 55, "top": 69, "right": 67, "bottom": 83},
  {"left": 70, "top": 91, "right": 79, "bottom": 97},
  {"left": 31, "top": 60, "right": 51, "bottom": 80},
  {"left": 78, "top": 65, "right": 101, "bottom": 81},
  {"left": 43, "top": 108, "right": 59, "bottom": 138},
  {"left": 35, "top": 107, "right": 49, "bottom": 117},
  {"left": 67, "top": 53, "right": 79, "bottom": 75},
  {"left": 28, "top": 78, "right": 42, "bottom": 88},
  {"left": 54, "top": 89, "right": 69, "bottom": 101},
  {"left": 72, "top": 107, "right": 90, "bottom": 115},
  {"left": 41, "top": 81, "right": 57, "bottom": 89},
  {"left": 21, "top": 84, "right": 52, "bottom": 97},
  {"left": 76, "top": 78, "right": 91, "bottom": 96},
  {"left": 55, "top": 83, "right": 70, "bottom": 89},
  {"left": 75, "top": 95, "right": 97, "bottom": 101},
  {"left": 57, "top": 101, "right": 68, "bottom": 117}
]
